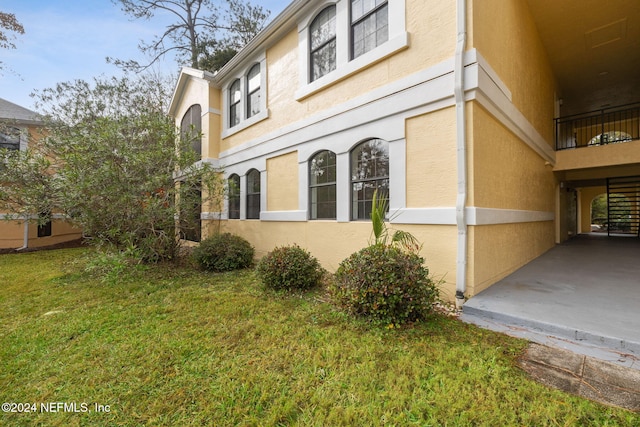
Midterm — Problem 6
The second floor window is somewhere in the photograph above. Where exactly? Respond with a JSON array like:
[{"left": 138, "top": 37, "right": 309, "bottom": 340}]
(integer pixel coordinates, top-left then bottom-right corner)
[
  {"left": 246, "top": 64, "right": 261, "bottom": 118},
  {"left": 351, "top": 0, "right": 389, "bottom": 59},
  {"left": 310, "top": 5, "right": 337, "bottom": 82},
  {"left": 229, "top": 79, "right": 241, "bottom": 128},
  {"left": 180, "top": 105, "right": 202, "bottom": 160}
]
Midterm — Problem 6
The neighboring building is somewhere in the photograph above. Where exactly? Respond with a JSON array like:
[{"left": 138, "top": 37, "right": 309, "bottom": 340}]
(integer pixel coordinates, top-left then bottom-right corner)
[
  {"left": 168, "top": 0, "right": 640, "bottom": 303},
  {"left": 0, "top": 98, "right": 82, "bottom": 249}
]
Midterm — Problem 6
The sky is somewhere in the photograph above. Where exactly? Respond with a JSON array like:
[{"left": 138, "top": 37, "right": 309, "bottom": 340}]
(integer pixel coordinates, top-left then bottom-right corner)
[{"left": 1, "top": 0, "right": 291, "bottom": 111}]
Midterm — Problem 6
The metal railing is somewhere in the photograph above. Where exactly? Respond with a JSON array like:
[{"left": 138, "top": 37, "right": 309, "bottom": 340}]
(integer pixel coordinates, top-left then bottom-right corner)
[{"left": 555, "top": 102, "right": 640, "bottom": 150}]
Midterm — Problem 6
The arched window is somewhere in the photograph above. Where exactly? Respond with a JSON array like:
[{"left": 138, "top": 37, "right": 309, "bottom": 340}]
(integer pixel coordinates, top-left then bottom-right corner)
[
  {"left": 180, "top": 105, "right": 202, "bottom": 160},
  {"left": 246, "top": 64, "right": 261, "bottom": 118},
  {"left": 229, "top": 79, "right": 241, "bottom": 128},
  {"left": 351, "top": 0, "right": 388, "bottom": 59},
  {"left": 228, "top": 174, "right": 241, "bottom": 219},
  {"left": 310, "top": 5, "right": 337, "bottom": 82},
  {"left": 246, "top": 169, "right": 261, "bottom": 219},
  {"left": 350, "top": 138, "right": 389, "bottom": 220},
  {"left": 588, "top": 131, "right": 632, "bottom": 146},
  {"left": 309, "top": 150, "right": 337, "bottom": 219}
]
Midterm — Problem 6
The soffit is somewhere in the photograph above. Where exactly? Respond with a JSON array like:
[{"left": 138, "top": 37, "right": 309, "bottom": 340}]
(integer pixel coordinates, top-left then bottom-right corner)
[{"left": 526, "top": 0, "right": 640, "bottom": 115}]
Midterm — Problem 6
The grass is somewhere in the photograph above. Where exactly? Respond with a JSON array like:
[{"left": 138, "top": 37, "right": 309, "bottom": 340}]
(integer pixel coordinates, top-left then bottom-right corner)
[{"left": 0, "top": 248, "right": 638, "bottom": 426}]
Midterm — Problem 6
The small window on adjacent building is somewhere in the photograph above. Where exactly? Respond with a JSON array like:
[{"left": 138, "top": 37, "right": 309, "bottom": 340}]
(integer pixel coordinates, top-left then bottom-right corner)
[
  {"left": 37, "top": 211, "right": 52, "bottom": 237},
  {"left": 246, "top": 169, "right": 261, "bottom": 219},
  {"left": 228, "top": 174, "right": 241, "bottom": 219},
  {"left": 229, "top": 79, "right": 241, "bottom": 128},
  {"left": 0, "top": 126, "right": 21, "bottom": 151},
  {"left": 246, "top": 64, "right": 261, "bottom": 118},
  {"left": 180, "top": 104, "right": 202, "bottom": 160},
  {"left": 310, "top": 5, "right": 337, "bottom": 82},
  {"left": 309, "top": 150, "right": 337, "bottom": 219},
  {"left": 351, "top": 138, "right": 389, "bottom": 220},
  {"left": 351, "top": 0, "right": 389, "bottom": 59}
]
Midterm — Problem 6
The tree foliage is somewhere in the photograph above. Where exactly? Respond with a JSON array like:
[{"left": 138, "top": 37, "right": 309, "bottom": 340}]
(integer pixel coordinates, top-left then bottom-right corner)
[
  {"left": 0, "top": 73, "right": 224, "bottom": 262},
  {"left": 109, "top": 0, "right": 270, "bottom": 72},
  {"left": 0, "top": 11, "right": 25, "bottom": 72}
]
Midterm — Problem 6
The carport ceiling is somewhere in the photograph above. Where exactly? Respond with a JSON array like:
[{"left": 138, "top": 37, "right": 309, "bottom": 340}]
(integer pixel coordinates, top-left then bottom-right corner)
[{"left": 526, "top": 0, "right": 640, "bottom": 116}]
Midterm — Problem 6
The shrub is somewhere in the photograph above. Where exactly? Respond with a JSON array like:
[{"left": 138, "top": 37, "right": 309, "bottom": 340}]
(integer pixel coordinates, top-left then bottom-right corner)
[
  {"left": 256, "top": 244, "right": 325, "bottom": 291},
  {"left": 193, "top": 233, "right": 254, "bottom": 272},
  {"left": 331, "top": 244, "right": 437, "bottom": 326}
]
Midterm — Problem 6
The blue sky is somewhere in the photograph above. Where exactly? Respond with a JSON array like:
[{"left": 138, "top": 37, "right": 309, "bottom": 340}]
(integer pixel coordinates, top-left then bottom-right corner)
[{"left": 1, "top": 0, "right": 291, "bottom": 110}]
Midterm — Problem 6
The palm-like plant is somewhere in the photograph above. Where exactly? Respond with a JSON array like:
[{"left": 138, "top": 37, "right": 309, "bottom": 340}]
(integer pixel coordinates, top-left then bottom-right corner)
[{"left": 369, "top": 189, "right": 421, "bottom": 253}]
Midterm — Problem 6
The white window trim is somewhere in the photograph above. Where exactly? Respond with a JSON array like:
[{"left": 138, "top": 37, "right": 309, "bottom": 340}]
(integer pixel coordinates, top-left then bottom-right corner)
[
  {"left": 296, "top": 0, "right": 408, "bottom": 101},
  {"left": 221, "top": 54, "right": 269, "bottom": 138}
]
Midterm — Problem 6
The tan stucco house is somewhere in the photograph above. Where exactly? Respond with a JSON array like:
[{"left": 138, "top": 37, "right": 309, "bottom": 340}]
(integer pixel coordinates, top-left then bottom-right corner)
[
  {"left": 168, "top": 0, "right": 640, "bottom": 303},
  {"left": 0, "top": 98, "right": 82, "bottom": 250}
]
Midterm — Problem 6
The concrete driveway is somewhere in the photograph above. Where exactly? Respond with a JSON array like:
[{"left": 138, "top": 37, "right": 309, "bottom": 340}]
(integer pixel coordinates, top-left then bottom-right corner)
[{"left": 462, "top": 234, "right": 640, "bottom": 369}]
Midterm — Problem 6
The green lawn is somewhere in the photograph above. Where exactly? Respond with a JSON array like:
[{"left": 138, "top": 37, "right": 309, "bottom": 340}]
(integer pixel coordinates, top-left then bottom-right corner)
[{"left": 0, "top": 248, "right": 637, "bottom": 426}]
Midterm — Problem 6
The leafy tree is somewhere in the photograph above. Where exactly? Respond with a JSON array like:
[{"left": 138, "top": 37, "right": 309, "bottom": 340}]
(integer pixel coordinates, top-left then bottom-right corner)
[
  {"left": 0, "top": 11, "right": 25, "bottom": 73},
  {"left": 109, "top": 0, "right": 270, "bottom": 72},
  {"left": 0, "top": 73, "right": 224, "bottom": 262}
]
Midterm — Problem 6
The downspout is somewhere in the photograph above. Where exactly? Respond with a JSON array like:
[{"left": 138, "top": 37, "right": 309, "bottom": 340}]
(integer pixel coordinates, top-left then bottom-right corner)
[
  {"left": 454, "top": 0, "right": 468, "bottom": 309},
  {"left": 17, "top": 215, "right": 29, "bottom": 251}
]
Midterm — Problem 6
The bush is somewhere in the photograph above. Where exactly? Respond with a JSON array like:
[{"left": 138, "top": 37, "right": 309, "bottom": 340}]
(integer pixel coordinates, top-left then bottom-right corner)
[
  {"left": 256, "top": 244, "right": 325, "bottom": 291},
  {"left": 193, "top": 233, "right": 254, "bottom": 272},
  {"left": 331, "top": 244, "right": 437, "bottom": 326}
]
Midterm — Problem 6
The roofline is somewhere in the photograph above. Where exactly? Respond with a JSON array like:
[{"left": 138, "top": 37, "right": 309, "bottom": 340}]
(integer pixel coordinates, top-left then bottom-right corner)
[
  {"left": 168, "top": 0, "right": 314, "bottom": 117},
  {"left": 168, "top": 67, "right": 217, "bottom": 117}
]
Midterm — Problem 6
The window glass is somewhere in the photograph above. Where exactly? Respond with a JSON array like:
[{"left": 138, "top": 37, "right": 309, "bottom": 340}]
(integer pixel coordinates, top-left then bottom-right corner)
[
  {"left": 246, "top": 169, "right": 261, "bottom": 219},
  {"left": 351, "top": 0, "right": 388, "bottom": 59},
  {"left": 310, "top": 6, "right": 337, "bottom": 81},
  {"left": 247, "top": 64, "right": 261, "bottom": 118},
  {"left": 229, "top": 79, "right": 241, "bottom": 127},
  {"left": 309, "top": 150, "right": 337, "bottom": 219},
  {"left": 0, "top": 126, "right": 21, "bottom": 151},
  {"left": 228, "top": 174, "right": 241, "bottom": 219},
  {"left": 180, "top": 105, "right": 202, "bottom": 160},
  {"left": 351, "top": 139, "right": 389, "bottom": 220}
]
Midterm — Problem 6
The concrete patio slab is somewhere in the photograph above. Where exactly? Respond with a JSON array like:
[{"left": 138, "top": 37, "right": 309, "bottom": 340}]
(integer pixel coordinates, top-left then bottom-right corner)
[{"left": 461, "top": 234, "right": 640, "bottom": 369}]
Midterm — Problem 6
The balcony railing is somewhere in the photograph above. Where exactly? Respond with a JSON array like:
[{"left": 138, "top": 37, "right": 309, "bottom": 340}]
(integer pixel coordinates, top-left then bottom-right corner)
[{"left": 555, "top": 102, "right": 640, "bottom": 150}]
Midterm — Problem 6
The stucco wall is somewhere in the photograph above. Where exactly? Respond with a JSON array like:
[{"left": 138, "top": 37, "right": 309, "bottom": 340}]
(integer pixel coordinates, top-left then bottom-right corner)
[
  {"left": 174, "top": 76, "right": 221, "bottom": 159},
  {"left": 220, "top": 0, "right": 456, "bottom": 152},
  {"left": 470, "top": 0, "right": 556, "bottom": 145},
  {"left": 555, "top": 140, "right": 640, "bottom": 171},
  {"left": 468, "top": 221, "right": 555, "bottom": 295},
  {"left": 266, "top": 151, "right": 299, "bottom": 211},
  {"left": 579, "top": 186, "right": 607, "bottom": 234},
  {"left": 213, "top": 219, "right": 459, "bottom": 300},
  {"left": 467, "top": 102, "right": 556, "bottom": 295},
  {"left": 405, "top": 107, "right": 457, "bottom": 208},
  {"left": 469, "top": 103, "right": 555, "bottom": 211}
]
